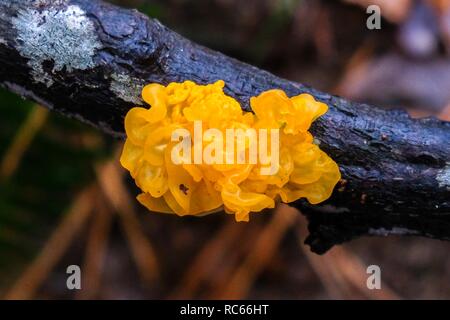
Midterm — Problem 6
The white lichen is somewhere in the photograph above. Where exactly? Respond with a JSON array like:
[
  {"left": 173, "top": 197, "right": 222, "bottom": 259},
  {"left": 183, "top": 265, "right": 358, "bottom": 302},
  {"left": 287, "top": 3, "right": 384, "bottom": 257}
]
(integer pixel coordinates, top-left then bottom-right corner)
[
  {"left": 110, "top": 73, "right": 144, "bottom": 105},
  {"left": 12, "top": 5, "right": 102, "bottom": 86},
  {"left": 0, "top": 38, "right": 7, "bottom": 46},
  {"left": 437, "top": 162, "right": 450, "bottom": 190}
]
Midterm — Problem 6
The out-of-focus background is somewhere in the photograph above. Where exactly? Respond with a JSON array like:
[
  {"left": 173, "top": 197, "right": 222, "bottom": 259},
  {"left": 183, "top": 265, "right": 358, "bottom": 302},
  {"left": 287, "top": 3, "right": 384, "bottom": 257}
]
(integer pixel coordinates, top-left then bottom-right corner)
[{"left": 0, "top": 0, "right": 450, "bottom": 300}]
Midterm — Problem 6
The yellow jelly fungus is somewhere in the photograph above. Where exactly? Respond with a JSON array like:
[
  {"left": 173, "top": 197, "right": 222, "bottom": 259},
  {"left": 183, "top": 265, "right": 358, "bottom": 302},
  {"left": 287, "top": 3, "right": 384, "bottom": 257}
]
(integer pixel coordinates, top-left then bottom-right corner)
[{"left": 120, "top": 80, "right": 341, "bottom": 222}]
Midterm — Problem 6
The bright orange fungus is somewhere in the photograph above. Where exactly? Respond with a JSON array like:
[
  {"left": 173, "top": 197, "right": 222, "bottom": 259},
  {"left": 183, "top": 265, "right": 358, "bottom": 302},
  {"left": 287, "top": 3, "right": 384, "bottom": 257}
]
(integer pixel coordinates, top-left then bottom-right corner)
[{"left": 120, "top": 80, "right": 341, "bottom": 221}]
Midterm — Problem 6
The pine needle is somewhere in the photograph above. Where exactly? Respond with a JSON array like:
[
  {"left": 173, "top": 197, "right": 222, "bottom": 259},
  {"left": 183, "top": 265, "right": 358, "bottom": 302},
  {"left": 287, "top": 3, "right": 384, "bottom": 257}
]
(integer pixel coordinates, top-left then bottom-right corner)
[
  {"left": 96, "top": 160, "right": 160, "bottom": 286},
  {"left": 1, "top": 105, "right": 48, "bottom": 181}
]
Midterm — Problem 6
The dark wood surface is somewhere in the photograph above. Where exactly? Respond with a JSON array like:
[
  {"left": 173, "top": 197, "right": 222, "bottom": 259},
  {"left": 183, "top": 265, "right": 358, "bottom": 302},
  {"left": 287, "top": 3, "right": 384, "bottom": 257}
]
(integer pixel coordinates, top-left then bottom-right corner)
[{"left": 0, "top": 0, "right": 449, "bottom": 253}]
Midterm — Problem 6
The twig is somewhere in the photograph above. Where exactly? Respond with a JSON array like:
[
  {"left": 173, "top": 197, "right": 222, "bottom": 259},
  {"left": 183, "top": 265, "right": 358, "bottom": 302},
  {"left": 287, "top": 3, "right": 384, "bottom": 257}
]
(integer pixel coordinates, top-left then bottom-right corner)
[
  {"left": 169, "top": 221, "right": 244, "bottom": 299},
  {"left": 76, "top": 193, "right": 112, "bottom": 299},
  {"left": 214, "top": 205, "right": 298, "bottom": 299},
  {"left": 0, "top": 0, "right": 449, "bottom": 252},
  {"left": 0, "top": 105, "right": 48, "bottom": 181},
  {"left": 96, "top": 160, "right": 159, "bottom": 286},
  {"left": 206, "top": 222, "right": 262, "bottom": 299}
]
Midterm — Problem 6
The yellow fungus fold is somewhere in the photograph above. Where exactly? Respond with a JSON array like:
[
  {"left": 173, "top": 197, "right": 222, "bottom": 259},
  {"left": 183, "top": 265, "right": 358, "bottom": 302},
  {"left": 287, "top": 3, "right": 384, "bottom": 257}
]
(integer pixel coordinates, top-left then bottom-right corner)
[{"left": 120, "top": 80, "right": 341, "bottom": 221}]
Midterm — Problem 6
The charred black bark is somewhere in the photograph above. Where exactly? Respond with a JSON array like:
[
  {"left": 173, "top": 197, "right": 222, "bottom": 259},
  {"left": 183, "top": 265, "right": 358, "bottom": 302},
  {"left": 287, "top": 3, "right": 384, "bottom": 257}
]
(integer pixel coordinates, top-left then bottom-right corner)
[{"left": 0, "top": 0, "right": 449, "bottom": 253}]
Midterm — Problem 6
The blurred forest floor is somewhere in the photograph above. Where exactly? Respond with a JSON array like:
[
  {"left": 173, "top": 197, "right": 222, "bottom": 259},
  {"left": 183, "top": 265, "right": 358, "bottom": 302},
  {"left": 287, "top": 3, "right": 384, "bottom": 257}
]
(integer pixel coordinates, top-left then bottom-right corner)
[{"left": 1, "top": 0, "right": 450, "bottom": 299}]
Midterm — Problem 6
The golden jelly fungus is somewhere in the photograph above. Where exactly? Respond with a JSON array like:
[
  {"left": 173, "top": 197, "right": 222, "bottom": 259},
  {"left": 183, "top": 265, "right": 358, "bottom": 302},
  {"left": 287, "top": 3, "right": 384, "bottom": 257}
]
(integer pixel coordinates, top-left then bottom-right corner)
[{"left": 120, "top": 80, "right": 341, "bottom": 221}]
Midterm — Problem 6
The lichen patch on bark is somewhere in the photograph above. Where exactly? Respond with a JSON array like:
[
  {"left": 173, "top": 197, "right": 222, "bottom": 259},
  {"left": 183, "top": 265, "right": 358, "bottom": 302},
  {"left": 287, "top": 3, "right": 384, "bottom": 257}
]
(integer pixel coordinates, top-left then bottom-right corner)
[
  {"left": 437, "top": 163, "right": 450, "bottom": 190},
  {"left": 110, "top": 73, "right": 145, "bottom": 105},
  {"left": 11, "top": 5, "right": 102, "bottom": 86}
]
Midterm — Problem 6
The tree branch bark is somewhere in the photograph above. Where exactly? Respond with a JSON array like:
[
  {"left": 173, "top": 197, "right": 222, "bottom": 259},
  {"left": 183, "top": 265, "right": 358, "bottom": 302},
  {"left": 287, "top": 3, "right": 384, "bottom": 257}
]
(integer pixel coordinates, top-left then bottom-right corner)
[{"left": 0, "top": 0, "right": 449, "bottom": 253}]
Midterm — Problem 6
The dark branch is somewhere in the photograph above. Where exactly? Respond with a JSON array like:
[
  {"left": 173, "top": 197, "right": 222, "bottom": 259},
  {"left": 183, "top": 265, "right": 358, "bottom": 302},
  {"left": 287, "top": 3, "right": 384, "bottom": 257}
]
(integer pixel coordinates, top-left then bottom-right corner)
[{"left": 0, "top": 0, "right": 449, "bottom": 253}]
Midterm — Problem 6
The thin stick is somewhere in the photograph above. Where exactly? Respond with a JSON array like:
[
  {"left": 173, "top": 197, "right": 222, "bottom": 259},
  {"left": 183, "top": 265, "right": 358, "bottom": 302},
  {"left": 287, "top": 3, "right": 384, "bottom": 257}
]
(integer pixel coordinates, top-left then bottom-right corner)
[
  {"left": 206, "top": 223, "right": 262, "bottom": 299},
  {"left": 169, "top": 221, "right": 244, "bottom": 299},
  {"left": 1, "top": 105, "right": 48, "bottom": 180},
  {"left": 76, "top": 193, "right": 112, "bottom": 299},
  {"left": 215, "top": 205, "right": 298, "bottom": 299},
  {"left": 96, "top": 160, "right": 159, "bottom": 286}
]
